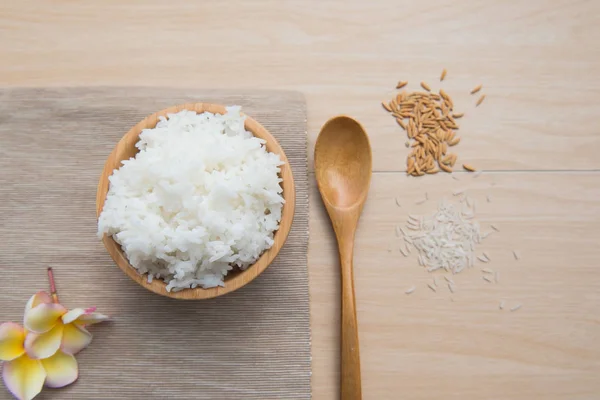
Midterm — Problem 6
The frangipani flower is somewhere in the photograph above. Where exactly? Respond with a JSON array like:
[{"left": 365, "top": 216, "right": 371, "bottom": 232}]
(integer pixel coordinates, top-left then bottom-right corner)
[
  {"left": 24, "top": 293, "right": 108, "bottom": 360},
  {"left": 0, "top": 268, "right": 110, "bottom": 400},
  {"left": 0, "top": 321, "right": 78, "bottom": 400}
]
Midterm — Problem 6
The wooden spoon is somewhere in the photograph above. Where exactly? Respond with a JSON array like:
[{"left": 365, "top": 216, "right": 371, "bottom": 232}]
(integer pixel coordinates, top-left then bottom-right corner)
[{"left": 314, "top": 115, "right": 372, "bottom": 400}]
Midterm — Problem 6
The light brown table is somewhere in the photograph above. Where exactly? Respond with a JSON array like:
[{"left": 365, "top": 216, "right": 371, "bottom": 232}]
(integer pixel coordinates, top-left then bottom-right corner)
[{"left": 2, "top": 1, "right": 599, "bottom": 399}]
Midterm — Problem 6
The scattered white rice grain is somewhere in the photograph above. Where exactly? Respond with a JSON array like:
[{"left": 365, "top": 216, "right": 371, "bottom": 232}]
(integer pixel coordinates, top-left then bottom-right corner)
[
  {"left": 432, "top": 276, "right": 438, "bottom": 287},
  {"left": 416, "top": 198, "right": 427, "bottom": 205},
  {"left": 400, "top": 227, "right": 408, "bottom": 237},
  {"left": 486, "top": 195, "right": 491, "bottom": 203},
  {"left": 481, "top": 268, "right": 494, "bottom": 274},
  {"left": 513, "top": 250, "right": 520, "bottom": 260},
  {"left": 483, "top": 275, "right": 493, "bottom": 283},
  {"left": 405, "top": 199, "right": 483, "bottom": 275},
  {"left": 444, "top": 276, "right": 455, "bottom": 284},
  {"left": 395, "top": 197, "right": 402, "bottom": 207},
  {"left": 482, "top": 251, "right": 490, "bottom": 261},
  {"left": 395, "top": 226, "right": 402, "bottom": 237},
  {"left": 408, "top": 218, "right": 420, "bottom": 227},
  {"left": 404, "top": 236, "right": 413, "bottom": 245},
  {"left": 453, "top": 190, "right": 465, "bottom": 196},
  {"left": 448, "top": 283, "right": 455, "bottom": 293},
  {"left": 425, "top": 192, "right": 429, "bottom": 200},
  {"left": 490, "top": 224, "right": 499, "bottom": 232},
  {"left": 405, "top": 286, "right": 416, "bottom": 294},
  {"left": 499, "top": 301, "right": 505, "bottom": 310},
  {"left": 510, "top": 304, "right": 522, "bottom": 312},
  {"left": 466, "top": 197, "right": 473, "bottom": 207},
  {"left": 405, "top": 243, "right": 412, "bottom": 254},
  {"left": 482, "top": 231, "right": 493, "bottom": 239},
  {"left": 473, "top": 171, "right": 483, "bottom": 178},
  {"left": 427, "top": 283, "right": 437, "bottom": 292},
  {"left": 477, "top": 255, "right": 489, "bottom": 263},
  {"left": 452, "top": 175, "right": 460, "bottom": 180},
  {"left": 400, "top": 247, "right": 409, "bottom": 257}
]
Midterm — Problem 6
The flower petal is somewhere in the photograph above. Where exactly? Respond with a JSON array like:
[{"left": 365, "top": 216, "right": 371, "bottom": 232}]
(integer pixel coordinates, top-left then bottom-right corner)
[
  {"left": 24, "top": 292, "right": 52, "bottom": 316},
  {"left": 2, "top": 355, "right": 46, "bottom": 400},
  {"left": 0, "top": 323, "right": 25, "bottom": 362},
  {"left": 24, "top": 323, "right": 64, "bottom": 360},
  {"left": 76, "top": 312, "right": 110, "bottom": 326},
  {"left": 24, "top": 303, "right": 66, "bottom": 334},
  {"left": 62, "top": 307, "right": 109, "bottom": 326},
  {"left": 61, "top": 323, "right": 92, "bottom": 355},
  {"left": 59, "top": 306, "right": 88, "bottom": 322},
  {"left": 60, "top": 308, "right": 87, "bottom": 325},
  {"left": 40, "top": 350, "right": 78, "bottom": 388}
]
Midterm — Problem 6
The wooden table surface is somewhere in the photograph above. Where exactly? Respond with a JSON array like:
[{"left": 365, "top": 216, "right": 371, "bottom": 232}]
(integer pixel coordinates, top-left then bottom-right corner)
[{"left": 2, "top": 1, "right": 599, "bottom": 399}]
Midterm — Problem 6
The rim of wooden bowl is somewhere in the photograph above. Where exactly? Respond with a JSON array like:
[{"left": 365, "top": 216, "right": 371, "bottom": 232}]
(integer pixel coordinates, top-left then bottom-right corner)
[{"left": 96, "top": 103, "right": 296, "bottom": 300}]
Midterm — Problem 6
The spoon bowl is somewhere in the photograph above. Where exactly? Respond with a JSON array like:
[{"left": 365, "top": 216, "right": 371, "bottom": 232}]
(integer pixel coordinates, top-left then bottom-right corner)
[
  {"left": 314, "top": 115, "right": 372, "bottom": 400},
  {"left": 315, "top": 116, "right": 372, "bottom": 209}
]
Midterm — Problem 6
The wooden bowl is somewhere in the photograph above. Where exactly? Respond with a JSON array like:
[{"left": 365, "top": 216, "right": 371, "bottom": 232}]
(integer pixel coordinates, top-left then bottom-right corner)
[{"left": 96, "top": 103, "right": 295, "bottom": 300}]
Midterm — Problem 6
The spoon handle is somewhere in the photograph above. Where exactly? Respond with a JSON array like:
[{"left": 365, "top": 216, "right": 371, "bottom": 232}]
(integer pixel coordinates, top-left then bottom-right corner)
[{"left": 339, "top": 239, "right": 362, "bottom": 400}]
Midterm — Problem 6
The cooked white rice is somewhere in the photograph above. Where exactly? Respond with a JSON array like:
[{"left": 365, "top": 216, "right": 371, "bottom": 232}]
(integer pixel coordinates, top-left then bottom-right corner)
[{"left": 97, "top": 107, "right": 285, "bottom": 291}]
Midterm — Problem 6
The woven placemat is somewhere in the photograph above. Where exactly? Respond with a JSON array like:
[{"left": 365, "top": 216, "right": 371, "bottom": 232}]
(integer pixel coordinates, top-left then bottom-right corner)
[{"left": 0, "top": 88, "right": 310, "bottom": 400}]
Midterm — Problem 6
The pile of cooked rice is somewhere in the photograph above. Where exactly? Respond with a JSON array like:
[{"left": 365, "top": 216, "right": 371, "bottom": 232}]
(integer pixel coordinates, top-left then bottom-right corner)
[{"left": 97, "top": 107, "right": 285, "bottom": 291}]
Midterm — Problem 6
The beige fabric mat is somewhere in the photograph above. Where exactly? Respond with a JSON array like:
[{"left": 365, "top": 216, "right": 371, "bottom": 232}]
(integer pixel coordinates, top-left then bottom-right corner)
[{"left": 0, "top": 88, "right": 310, "bottom": 400}]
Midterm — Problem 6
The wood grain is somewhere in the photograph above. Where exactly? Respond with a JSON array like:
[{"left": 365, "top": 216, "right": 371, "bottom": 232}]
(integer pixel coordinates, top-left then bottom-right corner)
[
  {"left": 96, "top": 103, "right": 295, "bottom": 300},
  {"left": 1, "top": 1, "right": 599, "bottom": 172},
  {"left": 311, "top": 172, "right": 600, "bottom": 399},
  {"left": 1, "top": 1, "right": 600, "bottom": 398},
  {"left": 315, "top": 116, "right": 373, "bottom": 399}
]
